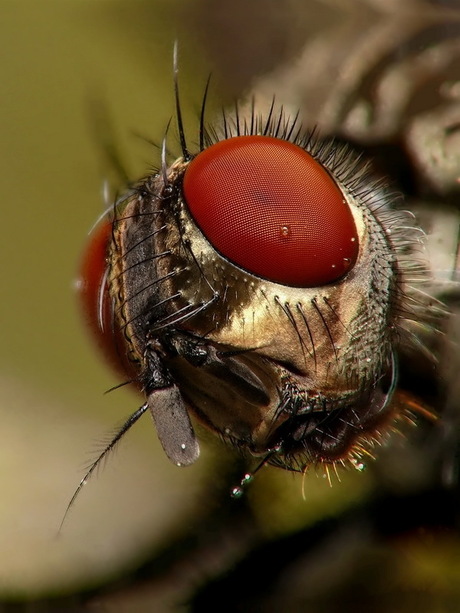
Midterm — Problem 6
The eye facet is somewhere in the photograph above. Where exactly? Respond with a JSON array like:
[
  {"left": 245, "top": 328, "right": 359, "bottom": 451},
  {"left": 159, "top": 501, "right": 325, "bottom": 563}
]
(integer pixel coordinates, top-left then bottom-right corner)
[{"left": 182, "top": 135, "right": 359, "bottom": 287}]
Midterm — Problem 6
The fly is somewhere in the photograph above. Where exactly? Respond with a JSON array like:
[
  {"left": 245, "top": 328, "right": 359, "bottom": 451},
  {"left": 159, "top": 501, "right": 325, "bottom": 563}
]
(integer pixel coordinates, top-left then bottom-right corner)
[{"left": 69, "top": 45, "right": 448, "bottom": 519}]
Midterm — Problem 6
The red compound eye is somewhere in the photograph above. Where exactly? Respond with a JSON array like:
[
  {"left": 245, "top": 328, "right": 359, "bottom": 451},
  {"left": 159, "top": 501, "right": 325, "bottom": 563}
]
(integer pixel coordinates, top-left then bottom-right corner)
[
  {"left": 183, "top": 135, "right": 359, "bottom": 287},
  {"left": 77, "top": 218, "right": 135, "bottom": 380}
]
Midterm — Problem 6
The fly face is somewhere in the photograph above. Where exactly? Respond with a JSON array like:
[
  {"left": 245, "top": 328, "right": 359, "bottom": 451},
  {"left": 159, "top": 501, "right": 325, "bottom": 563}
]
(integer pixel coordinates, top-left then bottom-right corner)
[{"left": 79, "top": 99, "right": 439, "bottom": 479}]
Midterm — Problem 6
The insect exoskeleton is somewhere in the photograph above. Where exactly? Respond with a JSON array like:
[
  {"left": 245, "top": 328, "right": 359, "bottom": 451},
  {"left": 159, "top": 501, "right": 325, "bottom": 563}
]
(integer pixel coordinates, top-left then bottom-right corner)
[{"left": 78, "top": 103, "right": 431, "bottom": 476}]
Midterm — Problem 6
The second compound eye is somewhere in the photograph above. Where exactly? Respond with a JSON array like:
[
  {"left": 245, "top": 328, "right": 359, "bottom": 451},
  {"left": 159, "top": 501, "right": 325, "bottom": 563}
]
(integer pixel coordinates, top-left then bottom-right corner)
[
  {"left": 182, "top": 135, "right": 359, "bottom": 287},
  {"left": 77, "top": 216, "right": 138, "bottom": 382}
]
